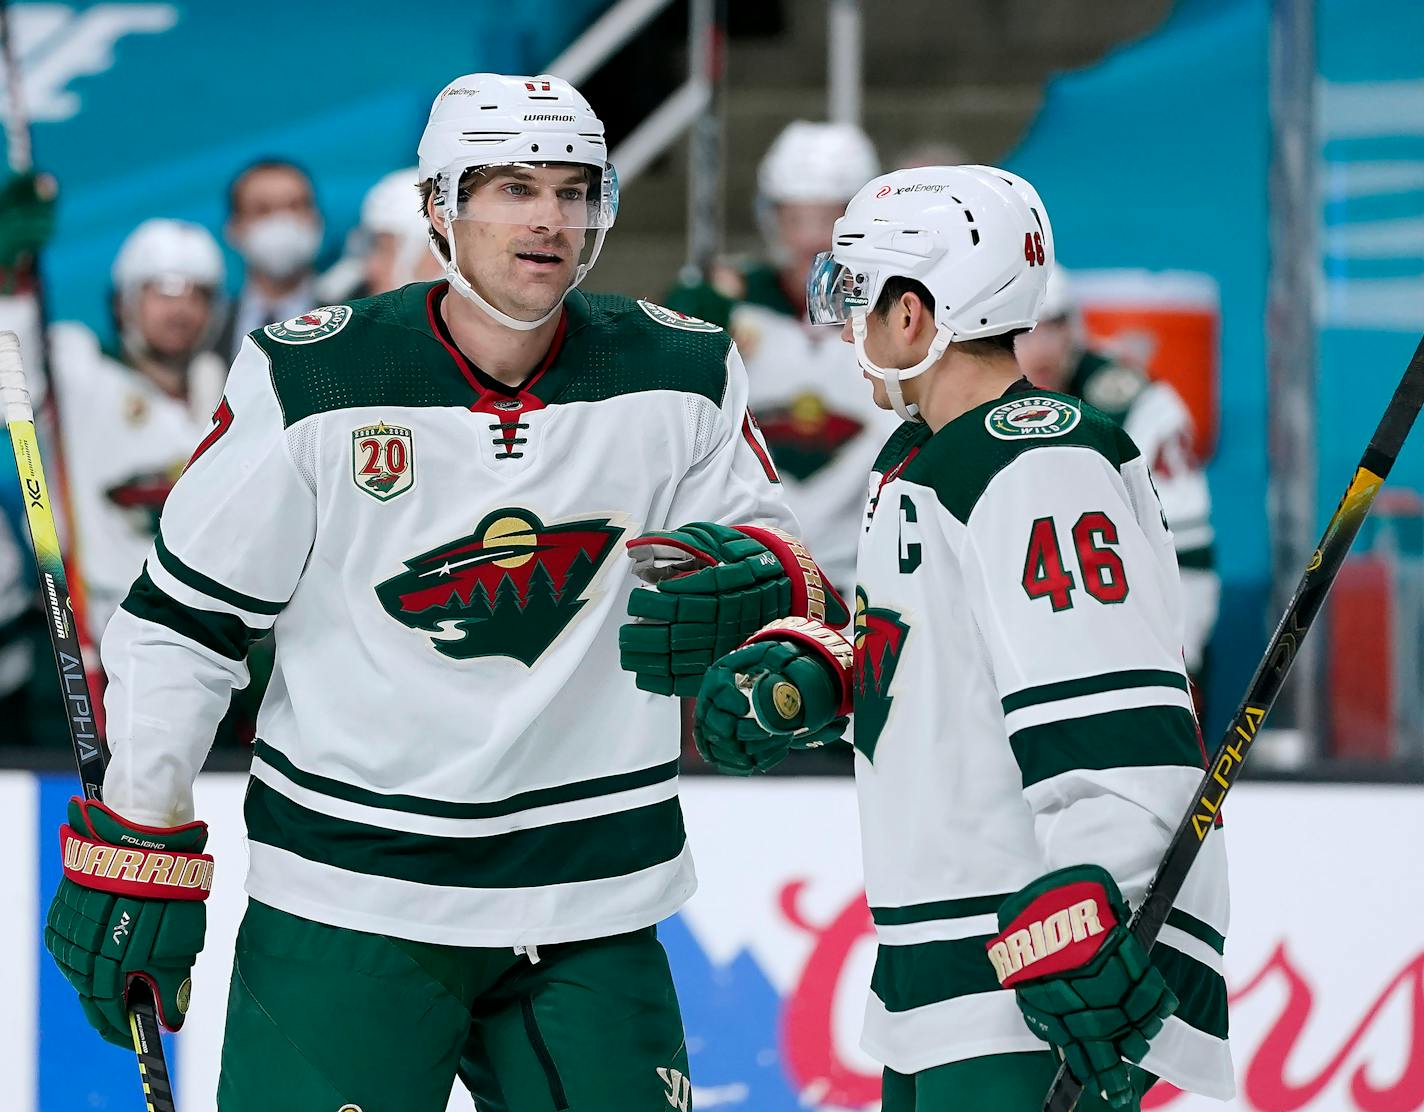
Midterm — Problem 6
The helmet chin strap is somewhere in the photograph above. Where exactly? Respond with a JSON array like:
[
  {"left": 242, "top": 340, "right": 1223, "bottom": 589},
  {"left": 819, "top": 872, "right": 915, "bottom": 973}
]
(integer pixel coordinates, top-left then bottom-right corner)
[{"left": 851, "top": 312, "right": 954, "bottom": 423}]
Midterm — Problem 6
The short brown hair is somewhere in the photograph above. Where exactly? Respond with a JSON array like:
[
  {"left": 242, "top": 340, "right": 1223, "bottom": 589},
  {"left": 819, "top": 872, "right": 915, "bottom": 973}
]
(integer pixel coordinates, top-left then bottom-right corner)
[{"left": 872, "top": 276, "right": 1024, "bottom": 357}]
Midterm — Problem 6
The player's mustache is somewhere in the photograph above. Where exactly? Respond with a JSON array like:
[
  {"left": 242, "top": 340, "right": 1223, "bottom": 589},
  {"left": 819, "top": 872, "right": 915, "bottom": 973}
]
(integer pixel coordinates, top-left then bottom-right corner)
[{"left": 512, "top": 234, "right": 572, "bottom": 258}]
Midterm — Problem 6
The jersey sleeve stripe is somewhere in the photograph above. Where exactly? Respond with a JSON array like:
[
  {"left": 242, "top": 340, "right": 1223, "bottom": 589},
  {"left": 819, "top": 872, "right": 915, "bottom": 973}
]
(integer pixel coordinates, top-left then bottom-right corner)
[
  {"left": 253, "top": 740, "right": 680, "bottom": 821},
  {"left": 1176, "top": 544, "right": 1216, "bottom": 570},
  {"left": 874, "top": 914, "right": 1000, "bottom": 947},
  {"left": 1001, "top": 668, "right": 1189, "bottom": 714},
  {"left": 117, "top": 569, "right": 264, "bottom": 662},
  {"left": 871, "top": 892, "right": 1010, "bottom": 926},
  {"left": 1003, "top": 684, "right": 1195, "bottom": 736},
  {"left": 1158, "top": 923, "right": 1225, "bottom": 976},
  {"left": 153, "top": 532, "right": 286, "bottom": 616},
  {"left": 244, "top": 777, "right": 686, "bottom": 889},
  {"left": 1009, "top": 704, "right": 1205, "bottom": 788},
  {"left": 1165, "top": 906, "right": 1226, "bottom": 954},
  {"left": 1152, "top": 942, "right": 1229, "bottom": 1040},
  {"left": 870, "top": 936, "right": 1001, "bottom": 1012},
  {"left": 142, "top": 549, "right": 276, "bottom": 630}
]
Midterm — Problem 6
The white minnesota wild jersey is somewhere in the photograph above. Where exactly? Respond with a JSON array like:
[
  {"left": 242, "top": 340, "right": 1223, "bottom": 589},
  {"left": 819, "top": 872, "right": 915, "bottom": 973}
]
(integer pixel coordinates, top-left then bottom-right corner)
[
  {"left": 852, "top": 388, "right": 1232, "bottom": 1097},
  {"left": 100, "top": 282, "right": 796, "bottom": 947}
]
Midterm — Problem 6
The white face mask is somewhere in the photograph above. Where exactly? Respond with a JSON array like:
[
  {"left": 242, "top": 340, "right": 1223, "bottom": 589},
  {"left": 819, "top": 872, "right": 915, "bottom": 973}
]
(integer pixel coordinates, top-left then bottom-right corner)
[{"left": 236, "top": 213, "right": 322, "bottom": 280}]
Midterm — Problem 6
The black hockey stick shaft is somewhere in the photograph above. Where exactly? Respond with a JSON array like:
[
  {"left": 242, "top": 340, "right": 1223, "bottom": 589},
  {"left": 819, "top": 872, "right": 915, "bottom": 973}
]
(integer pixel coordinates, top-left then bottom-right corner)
[
  {"left": 1, "top": 334, "right": 178, "bottom": 1112},
  {"left": 1044, "top": 333, "right": 1424, "bottom": 1111}
]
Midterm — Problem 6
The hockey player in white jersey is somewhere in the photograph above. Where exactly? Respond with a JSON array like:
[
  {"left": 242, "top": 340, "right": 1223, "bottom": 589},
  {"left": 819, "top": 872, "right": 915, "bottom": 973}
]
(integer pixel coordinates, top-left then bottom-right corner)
[
  {"left": 692, "top": 166, "right": 1231, "bottom": 1109},
  {"left": 43, "top": 73, "right": 843, "bottom": 1112},
  {"left": 664, "top": 121, "right": 899, "bottom": 598},
  {"left": 0, "top": 217, "right": 228, "bottom": 642},
  {"left": 1017, "top": 267, "right": 1219, "bottom": 687}
]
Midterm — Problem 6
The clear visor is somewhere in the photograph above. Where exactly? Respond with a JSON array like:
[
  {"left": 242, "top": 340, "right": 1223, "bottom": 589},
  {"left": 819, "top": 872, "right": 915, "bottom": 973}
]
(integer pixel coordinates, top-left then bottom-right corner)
[
  {"left": 806, "top": 250, "right": 874, "bottom": 325},
  {"left": 452, "top": 161, "right": 618, "bottom": 230}
]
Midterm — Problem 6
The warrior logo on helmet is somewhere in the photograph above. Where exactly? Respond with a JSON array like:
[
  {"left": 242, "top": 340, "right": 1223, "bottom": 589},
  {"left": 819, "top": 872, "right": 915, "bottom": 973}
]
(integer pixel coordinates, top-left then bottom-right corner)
[
  {"left": 375, "top": 509, "right": 622, "bottom": 665},
  {"left": 852, "top": 587, "right": 910, "bottom": 762}
]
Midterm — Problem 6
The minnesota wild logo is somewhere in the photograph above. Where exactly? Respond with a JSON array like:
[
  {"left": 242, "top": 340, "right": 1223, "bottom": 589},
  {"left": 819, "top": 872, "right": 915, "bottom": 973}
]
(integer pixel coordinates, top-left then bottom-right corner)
[
  {"left": 853, "top": 586, "right": 910, "bottom": 762},
  {"left": 375, "top": 509, "right": 622, "bottom": 665},
  {"left": 263, "top": 305, "right": 351, "bottom": 345},
  {"left": 637, "top": 299, "right": 723, "bottom": 332},
  {"left": 984, "top": 395, "right": 1080, "bottom": 440},
  {"left": 755, "top": 392, "right": 864, "bottom": 481}
]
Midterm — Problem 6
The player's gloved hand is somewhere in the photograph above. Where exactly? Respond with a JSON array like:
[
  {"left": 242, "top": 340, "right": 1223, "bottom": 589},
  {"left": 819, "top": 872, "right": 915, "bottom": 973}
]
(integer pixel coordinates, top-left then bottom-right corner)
[
  {"left": 0, "top": 172, "right": 58, "bottom": 289},
  {"left": 44, "top": 797, "right": 213, "bottom": 1047},
  {"left": 694, "top": 636, "right": 847, "bottom": 773},
  {"left": 693, "top": 617, "right": 853, "bottom": 774},
  {"left": 622, "top": 521, "right": 839, "bottom": 696},
  {"left": 987, "top": 864, "right": 1176, "bottom": 1108}
]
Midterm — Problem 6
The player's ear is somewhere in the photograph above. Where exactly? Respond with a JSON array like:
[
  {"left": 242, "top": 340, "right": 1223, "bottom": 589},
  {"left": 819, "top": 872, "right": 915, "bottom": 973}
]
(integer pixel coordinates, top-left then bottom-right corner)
[
  {"left": 900, "top": 290, "right": 927, "bottom": 340},
  {"left": 426, "top": 192, "right": 449, "bottom": 239}
]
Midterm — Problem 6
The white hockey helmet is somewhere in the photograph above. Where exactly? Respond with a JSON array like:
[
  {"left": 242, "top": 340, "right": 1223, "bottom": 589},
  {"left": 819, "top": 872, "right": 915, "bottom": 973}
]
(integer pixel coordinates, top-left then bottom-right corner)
[
  {"left": 1039, "top": 263, "right": 1076, "bottom": 321},
  {"left": 416, "top": 72, "right": 616, "bottom": 330},
  {"left": 111, "top": 219, "right": 225, "bottom": 300},
  {"left": 756, "top": 121, "right": 879, "bottom": 253},
  {"left": 758, "top": 121, "right": 880, "bottom": 204},
  {"left": 807, "top": 164, "right": 1054, "bottom": 420},
  {"left": 361, "top": 167, "right": 423, "bottom": 237}
]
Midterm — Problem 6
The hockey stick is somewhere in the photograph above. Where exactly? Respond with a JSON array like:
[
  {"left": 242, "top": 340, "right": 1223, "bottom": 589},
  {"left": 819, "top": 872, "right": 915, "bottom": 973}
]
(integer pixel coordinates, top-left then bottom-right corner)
[
  {"left": 0, "top": 0, "right": 103, "bottom": 717},
  {"left": 1043, "top": 336, "right": 1424, "bottom": 1111},
  {"left": 1, "top": 332, "right": 178, "bottom": 1112}
]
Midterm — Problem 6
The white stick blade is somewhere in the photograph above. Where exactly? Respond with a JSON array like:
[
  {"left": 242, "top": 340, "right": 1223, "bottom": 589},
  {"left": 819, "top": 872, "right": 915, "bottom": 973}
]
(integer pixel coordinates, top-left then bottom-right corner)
[{"left": 0, "top": 330, "right": 35, "bottom": 424}]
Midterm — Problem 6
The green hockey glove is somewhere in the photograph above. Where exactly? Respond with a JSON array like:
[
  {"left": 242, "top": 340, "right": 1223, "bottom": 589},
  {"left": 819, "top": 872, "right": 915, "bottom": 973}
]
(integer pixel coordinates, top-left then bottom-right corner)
[
  {"left": 693, "top": 617, "right": 853, "bottom": 774},
  {"left": 987, "top": 864, "right": 1177, "bottom": 1109},
  {"left": 620, "top": 521, "right": 847, "bottom": 696},
  {"left": 45, "top": 797, "right": 212, "bottom": 1047},
  {"left": 0, "top": 172, "right": 57, "bottom": 289}
]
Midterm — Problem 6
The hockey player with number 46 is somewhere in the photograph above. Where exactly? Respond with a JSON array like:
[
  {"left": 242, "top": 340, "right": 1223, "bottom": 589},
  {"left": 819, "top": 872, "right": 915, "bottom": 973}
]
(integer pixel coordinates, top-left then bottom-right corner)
[
  {"left": 42, "top": 72, "right": 845, "bottom": 1111},
  {"left": 691, "top": 166, "right": 1232, "bottom": 1110}
]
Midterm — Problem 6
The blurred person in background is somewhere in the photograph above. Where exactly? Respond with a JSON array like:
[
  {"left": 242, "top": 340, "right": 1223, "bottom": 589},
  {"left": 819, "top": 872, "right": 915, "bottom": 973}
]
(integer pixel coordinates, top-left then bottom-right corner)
[
  {"left": 47, "top": 219, "right": 227, "bottom": 642},
  {"left": 665, "top": 120, "right": 897, "bottom": 601},
  {"left": 894, "top": 138, "right": 970, "bottom": 169},
  {"left": 217, "top": 158, "right": 324, "bottom": 358},
  {"left": 1017, "top": 267, "right": 1218, "bottom": 694},
  {"left": 317, "top": 166, "right": 446, "bottom": 302}
]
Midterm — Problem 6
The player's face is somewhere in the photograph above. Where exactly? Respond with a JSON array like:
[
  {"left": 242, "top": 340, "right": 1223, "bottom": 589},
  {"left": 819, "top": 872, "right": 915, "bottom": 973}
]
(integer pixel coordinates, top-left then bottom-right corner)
[
  {"left": 1015, "top": 317, "right": 1074, "bottom": 389},
  {"left": 135, "top": 283, "right": 214, "bottom": 360},
  {"left": 776, "top": 201, "right": 848, "bottom": 284},
  {"left": 229, "top": 166, "right": 318, "bottom": 231},
  {"left": 443, "top": 166, "right": 589, "bottom": 321}
]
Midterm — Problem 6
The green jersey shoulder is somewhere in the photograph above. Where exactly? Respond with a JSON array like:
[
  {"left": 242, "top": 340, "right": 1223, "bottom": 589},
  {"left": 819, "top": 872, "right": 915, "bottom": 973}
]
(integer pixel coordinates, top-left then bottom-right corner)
[
  {"left": 559, "top": 292, "right": 733, "bottom": 407},
  {"left": 249, "top": 283, "right": 465, "bottom": 427},
  {"left": 900, "top": 391, "right": 1140, "bottom": 523},
  {"left": 1066, "top": 350, "right": 1148, "bottom": 426},
  {"left": 247, "top": 283, "right": 737, "bottom": 427}
]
